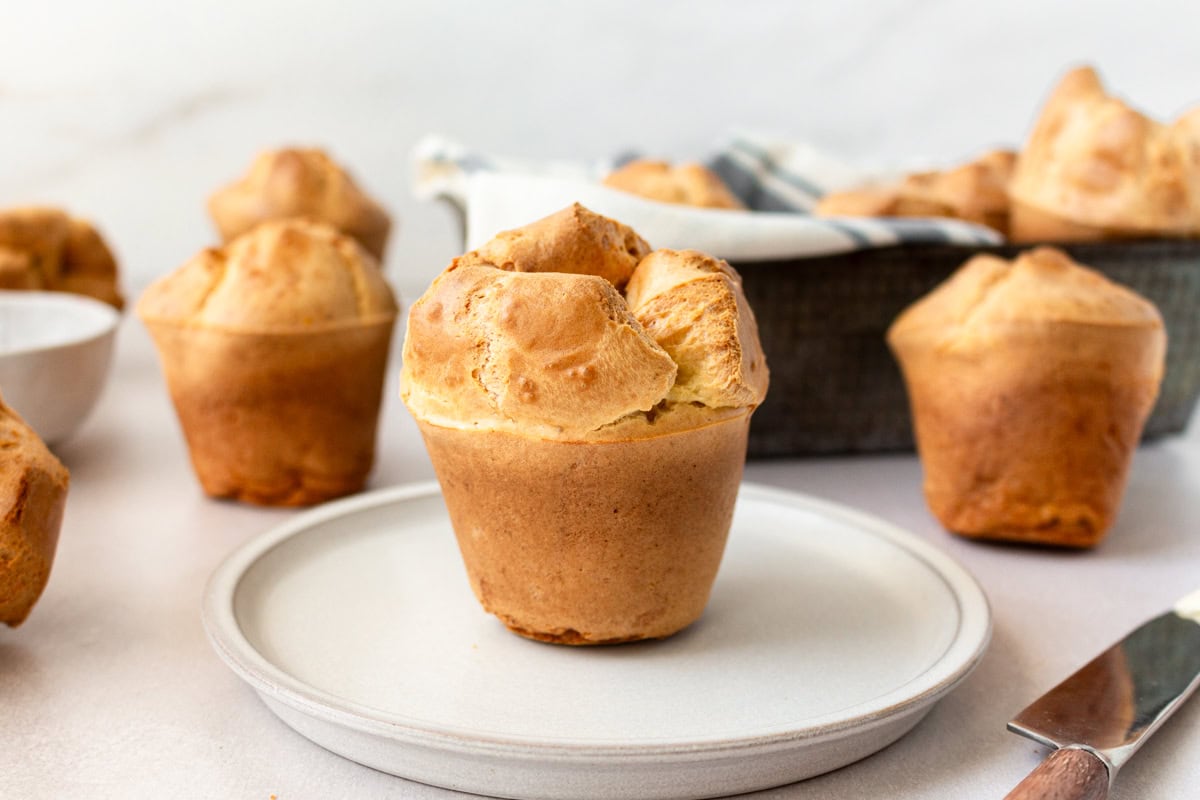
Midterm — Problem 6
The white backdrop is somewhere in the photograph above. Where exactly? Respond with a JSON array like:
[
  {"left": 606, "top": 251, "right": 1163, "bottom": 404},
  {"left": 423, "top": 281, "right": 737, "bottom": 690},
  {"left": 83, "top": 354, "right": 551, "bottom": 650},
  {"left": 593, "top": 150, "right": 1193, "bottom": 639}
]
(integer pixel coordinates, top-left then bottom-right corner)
[{"left": 2, "top": 0, "right": 1197, "bottom": 301}]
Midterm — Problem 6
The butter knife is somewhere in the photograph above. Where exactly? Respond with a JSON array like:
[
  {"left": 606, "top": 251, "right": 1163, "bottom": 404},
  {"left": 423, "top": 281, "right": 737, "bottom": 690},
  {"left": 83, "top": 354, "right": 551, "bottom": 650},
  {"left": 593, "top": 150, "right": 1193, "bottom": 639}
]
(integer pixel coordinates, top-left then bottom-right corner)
[{"left": 1003, "top": 588, "right": 1200, "bottom": 799}]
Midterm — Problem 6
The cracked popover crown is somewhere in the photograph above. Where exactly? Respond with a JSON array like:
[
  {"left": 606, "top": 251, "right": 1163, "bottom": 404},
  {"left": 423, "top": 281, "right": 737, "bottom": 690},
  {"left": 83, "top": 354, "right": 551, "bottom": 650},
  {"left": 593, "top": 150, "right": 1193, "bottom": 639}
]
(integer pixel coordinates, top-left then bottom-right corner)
[
  {"left": 1010, "top": 66, "right": 1200, "bottom": 240},
  {"left": 137, "top": 218, "right": 396, "bottom": 330},
  {"left": 208, "top": 147, "right": 393, "bottom": 261},
  {"left": 400, "top": 203, "right": 768, "bottom": 441}
]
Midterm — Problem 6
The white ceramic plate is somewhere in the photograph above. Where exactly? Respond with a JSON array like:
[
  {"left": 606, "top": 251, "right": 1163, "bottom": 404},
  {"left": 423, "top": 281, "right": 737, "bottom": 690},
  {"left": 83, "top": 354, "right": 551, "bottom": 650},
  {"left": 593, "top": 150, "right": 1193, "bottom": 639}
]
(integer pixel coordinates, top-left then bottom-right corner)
[{"left": 203, "top": 482, "right": 990, "bottom": 800}]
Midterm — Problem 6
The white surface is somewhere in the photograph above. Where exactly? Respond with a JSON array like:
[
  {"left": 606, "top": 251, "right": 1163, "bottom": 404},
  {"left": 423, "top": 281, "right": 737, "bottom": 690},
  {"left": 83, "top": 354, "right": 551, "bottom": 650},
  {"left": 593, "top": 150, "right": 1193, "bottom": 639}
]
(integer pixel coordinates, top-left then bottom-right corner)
[
  {"left": 2, "top": 320, "right": 1199, "bottom": 799},
  {"left": 0, "top": 291, "right": 119, "bottom": 444},
  {"left": 202, "top": 482, "right": 989, "bottom": 799}
]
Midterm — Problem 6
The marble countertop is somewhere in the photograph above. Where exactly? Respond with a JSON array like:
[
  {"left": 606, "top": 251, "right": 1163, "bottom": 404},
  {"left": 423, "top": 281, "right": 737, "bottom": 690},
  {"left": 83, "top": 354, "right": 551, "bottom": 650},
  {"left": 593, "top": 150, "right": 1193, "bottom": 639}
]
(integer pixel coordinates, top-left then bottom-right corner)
[{"left": 2, "top": 316, "right": 1198, "bottom": 799}]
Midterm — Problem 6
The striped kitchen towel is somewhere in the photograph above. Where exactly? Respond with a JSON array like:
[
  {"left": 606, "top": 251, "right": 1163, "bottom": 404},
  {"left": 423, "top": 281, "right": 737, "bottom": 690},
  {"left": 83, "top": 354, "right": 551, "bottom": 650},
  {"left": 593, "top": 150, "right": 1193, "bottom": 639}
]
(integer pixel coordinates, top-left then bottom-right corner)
[{"left": 412, "top": 134, "right": 1002, "bottom": 260}]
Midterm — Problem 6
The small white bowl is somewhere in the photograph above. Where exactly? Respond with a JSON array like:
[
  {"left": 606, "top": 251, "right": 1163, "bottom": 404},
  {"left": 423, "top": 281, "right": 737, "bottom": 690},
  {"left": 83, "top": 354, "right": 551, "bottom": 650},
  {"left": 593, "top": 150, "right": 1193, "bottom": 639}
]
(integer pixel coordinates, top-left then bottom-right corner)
[{"left": 0, "top": 291, "right": 120, "bottom": 445}]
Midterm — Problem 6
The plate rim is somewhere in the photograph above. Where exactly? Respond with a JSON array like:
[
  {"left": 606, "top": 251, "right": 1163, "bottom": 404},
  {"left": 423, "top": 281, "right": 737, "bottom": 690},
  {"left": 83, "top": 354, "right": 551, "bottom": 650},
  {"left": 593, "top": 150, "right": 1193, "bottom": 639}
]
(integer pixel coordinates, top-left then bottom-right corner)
[{"left": 202, "top": 480, "right": 992, "bottom": 761}]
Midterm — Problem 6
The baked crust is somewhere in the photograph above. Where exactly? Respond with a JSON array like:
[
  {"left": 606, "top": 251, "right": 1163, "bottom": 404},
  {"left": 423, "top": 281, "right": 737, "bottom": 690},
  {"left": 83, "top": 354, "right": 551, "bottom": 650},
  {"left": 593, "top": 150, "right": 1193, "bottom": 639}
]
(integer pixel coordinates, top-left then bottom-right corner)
[
  {"left": 602, "top": 159, "right": 745, "bottom": 210},
  {"left": 451, "top": 202, "right": 650, "bottom": 289},
  {"left": 208, "top": 148, "right": 392, "bottom": 260},
  {"left": 57, "top": 218, "right": 125, "bottom": 309},
  {"left": 0, "top": 395, "right": 69, "bottom": 627},
  {"left": 137, "top": 218, "right": 396, "bottom": 330},
  {"left": 0, "top": 249, "right": 38, "bottom": 290},
  {"left": 1009, "top": 66, "right": 1200, "bottom": 241},
  {"left": 402, "top": 205, "right": 768, "bottom": 441},
  {"left": 418, "top": 411, "right": 750, "bottom": 643},
  {"left": 816, "top": 149, "right": 1016, "bottom": 235},
  {"left": 137, "top": 219, "right": 399, "bottom": 506},
  {"left": 624, "top": 249, "right": 769, "bottom": 407},
  {"left": 889, "top": 246, "right": 1163, "bottom": 340},
  {"left": 0, "top": 208, "right": 124, "bottom": 308},
  {"left": 403, "top": 264, "right": 676, "bottom": 438},
  {"left": 1176, "top": 106, "right": 1200, "bottom": 143},
  {"left": 142, "top": 322, "right": 393, "bottom": 506},
  {"left": 402, "top": 204, "right": 768, "bottom": 643},
  {"left": 888, "top": 247, "right": 1165, "bottom": 547}
]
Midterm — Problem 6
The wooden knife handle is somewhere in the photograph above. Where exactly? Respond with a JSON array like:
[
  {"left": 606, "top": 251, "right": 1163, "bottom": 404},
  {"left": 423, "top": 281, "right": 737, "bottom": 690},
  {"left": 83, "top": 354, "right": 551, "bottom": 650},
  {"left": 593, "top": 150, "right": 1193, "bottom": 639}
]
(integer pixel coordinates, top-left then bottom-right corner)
[{"left": 1004, "top": 747, "right": 1110, "bottom": 800}]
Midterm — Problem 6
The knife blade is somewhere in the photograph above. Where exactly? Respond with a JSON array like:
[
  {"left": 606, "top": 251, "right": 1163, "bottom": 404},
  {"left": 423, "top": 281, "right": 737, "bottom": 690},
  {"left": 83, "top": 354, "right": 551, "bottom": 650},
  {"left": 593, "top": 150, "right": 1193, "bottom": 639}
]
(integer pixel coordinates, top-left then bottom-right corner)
[{"left": 1003, "top": 588, "right": 1200, "bottom": 800}]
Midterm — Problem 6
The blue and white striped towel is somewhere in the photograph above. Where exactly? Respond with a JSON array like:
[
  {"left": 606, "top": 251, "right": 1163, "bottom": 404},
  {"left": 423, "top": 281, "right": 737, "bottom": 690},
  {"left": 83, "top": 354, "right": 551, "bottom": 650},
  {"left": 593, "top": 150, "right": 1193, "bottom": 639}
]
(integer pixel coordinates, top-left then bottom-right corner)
[{"left": 412, "top": 133, "right": 1002, "bottom": 261}]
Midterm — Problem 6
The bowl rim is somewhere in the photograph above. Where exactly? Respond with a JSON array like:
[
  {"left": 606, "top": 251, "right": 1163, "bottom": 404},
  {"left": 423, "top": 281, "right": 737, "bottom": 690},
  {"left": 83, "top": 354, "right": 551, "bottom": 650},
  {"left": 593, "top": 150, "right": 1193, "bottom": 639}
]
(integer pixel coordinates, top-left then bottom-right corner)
[{"left": 0, "top": 290, "right": 121, "bottom": 358}]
